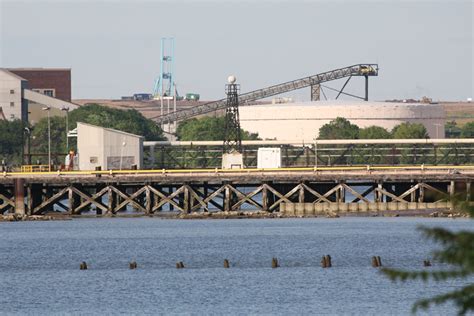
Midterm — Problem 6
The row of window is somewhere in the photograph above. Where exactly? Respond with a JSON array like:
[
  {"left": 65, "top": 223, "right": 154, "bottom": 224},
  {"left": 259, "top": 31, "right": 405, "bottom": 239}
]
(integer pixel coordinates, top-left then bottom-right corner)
[{"left": 9, "top": 89, "right": 55, "bottom": 96}]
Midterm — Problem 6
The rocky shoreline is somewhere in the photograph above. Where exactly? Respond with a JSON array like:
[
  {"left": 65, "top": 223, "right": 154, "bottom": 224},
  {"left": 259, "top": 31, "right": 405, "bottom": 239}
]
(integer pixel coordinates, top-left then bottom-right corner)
[{"left": 0, "top": 210, "right": 470, "bottom": 222}]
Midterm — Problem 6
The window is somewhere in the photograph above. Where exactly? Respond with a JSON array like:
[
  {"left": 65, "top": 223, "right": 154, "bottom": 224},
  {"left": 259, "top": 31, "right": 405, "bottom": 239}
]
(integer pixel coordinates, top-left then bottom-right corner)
[
  {"left": 10, "top": 114, "right": 15, "bottom": 119},
  {"left": 10, "top": 102, "right": 14, "bottom": 107},
  {"left": 90, "top": 157, "right": 98, "bottom": 163},
  {"left": 10, "top": 89, "right": 14, "bottom": 94},
  {"left": 43, "top": 90, "right": 54, "bottom": 97}
]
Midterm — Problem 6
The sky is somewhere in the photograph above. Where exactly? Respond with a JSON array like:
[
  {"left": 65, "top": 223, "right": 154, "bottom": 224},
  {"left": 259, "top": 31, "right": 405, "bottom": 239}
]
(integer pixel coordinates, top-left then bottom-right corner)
[{"left": 0, "top": 0, "right": 473, "bottom": 102}]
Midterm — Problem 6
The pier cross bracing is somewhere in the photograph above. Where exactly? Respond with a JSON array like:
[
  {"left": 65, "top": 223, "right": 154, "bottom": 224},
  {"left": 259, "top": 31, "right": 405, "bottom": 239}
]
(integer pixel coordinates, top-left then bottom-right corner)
[
  {"left": 152, "top": 64, "right": 378, "bottom": 124},
  {"left": 0, "top": 166, "right": 473, "bottom": 216}
]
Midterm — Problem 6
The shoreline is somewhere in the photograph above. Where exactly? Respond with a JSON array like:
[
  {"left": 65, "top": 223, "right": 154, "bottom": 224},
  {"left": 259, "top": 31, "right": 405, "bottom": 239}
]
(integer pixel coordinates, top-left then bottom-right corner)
[{"left": 0, "top": 209, "right": 469, "bottom": 222}]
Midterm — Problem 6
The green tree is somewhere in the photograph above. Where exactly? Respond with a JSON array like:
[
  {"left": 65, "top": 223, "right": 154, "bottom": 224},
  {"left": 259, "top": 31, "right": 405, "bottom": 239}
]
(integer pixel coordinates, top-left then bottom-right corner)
[
  {"left": 318, "top": 117, "right": 359, "bottom": 140},
  {"left": 359, "top": 126, "right": 392, "bottom": 139},
  {"left": 31, "top": 116, "right": 67, "bottom": 156},
  {"left": 446, "top": 121, "right": 462, "bottom": 138},
  {"left": 68, "top": 104, "right": 164, "bottom": 141},
  {"left": 382, "top": 201, "right": 474, "bottom": 314},
  {"left": 461, "top": 122, "right": 474, "bottom": 138},
  {"left": 392, "top": 122, "right": 429, "bottom": 139},
  {"left": 0, "top": 119, "right": 26, "bottom": 165},
  {"left": 176, "top": 116, "right": 259, "bottom": 141}
]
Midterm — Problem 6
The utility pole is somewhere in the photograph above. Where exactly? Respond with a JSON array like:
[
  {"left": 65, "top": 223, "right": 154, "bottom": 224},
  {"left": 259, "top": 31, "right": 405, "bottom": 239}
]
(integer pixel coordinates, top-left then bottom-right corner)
[{"left": 42, "top": 106, "right": 51, "bottom": 171}]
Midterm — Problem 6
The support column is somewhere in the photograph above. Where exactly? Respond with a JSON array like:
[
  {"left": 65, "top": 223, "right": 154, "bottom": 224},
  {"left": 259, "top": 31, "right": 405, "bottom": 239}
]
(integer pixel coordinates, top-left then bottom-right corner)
[
  {"left": 418, "top": 183, "right": 425, "bottom": 203},
  {"left": 466, "top": 181, "right": 471, "bottom": 201},
  {"left": 183, "top": 185, "right": 189, "bottom": 214},
  {"left": 311, "top": 84, "right": 321, "bottom": 101},
  {"left": 262, "top": 184, "right": 268, "bottom": 212},
  {"left": 449, "top": 181, "right": 455, "bottom": 199},
  {"left": 107, "top": 186, "right": 117, "bottom": 214},
  {"left": 364, "top": 75, "right": 369, "bottom": 101},
  {"left": 27, "top": 184, "right": 42, "bottom": 215},
  {"left": 298, "top": 183, "right": 305, "bottom": 203},
  {"left": 14, "top": 179, "right": 25, "bottom": 215},
  {"left": 224, "top": 184, "right": 231, "bottom": 212}
]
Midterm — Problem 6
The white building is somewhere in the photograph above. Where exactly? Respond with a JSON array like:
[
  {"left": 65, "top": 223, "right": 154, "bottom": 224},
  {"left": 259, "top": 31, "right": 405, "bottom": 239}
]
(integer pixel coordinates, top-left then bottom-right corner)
[
  {"left": 0, "top": 69, "right": 28, "bottom": 121},
  {"left": 239, "top": 101, "right": 446, "bottom": 141},
  {"left": 77, "top": 122, "right": 144, "bottom": 170}
]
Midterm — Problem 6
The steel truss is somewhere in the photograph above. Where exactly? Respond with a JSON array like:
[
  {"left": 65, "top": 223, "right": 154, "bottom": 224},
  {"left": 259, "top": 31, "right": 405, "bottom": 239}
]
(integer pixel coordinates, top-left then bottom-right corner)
[{"left": 153, "top": 64, "right": 378, "bottom": 124}]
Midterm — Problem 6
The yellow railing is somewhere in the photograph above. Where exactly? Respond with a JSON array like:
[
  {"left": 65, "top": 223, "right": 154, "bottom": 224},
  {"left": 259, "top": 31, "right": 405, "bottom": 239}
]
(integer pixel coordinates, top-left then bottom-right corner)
[
  {"left": 20, "top": 165, "right": 52, "bottom": 173},
  {"left": 4, "top": 164, "right": 474, "bottom": 177}
]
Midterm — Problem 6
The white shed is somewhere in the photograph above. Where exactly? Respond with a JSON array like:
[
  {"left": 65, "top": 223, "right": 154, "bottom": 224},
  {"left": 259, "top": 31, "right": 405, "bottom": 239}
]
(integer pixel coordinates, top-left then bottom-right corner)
[{"left": 77, "top": 122, "right": 143, "bottom": 170}]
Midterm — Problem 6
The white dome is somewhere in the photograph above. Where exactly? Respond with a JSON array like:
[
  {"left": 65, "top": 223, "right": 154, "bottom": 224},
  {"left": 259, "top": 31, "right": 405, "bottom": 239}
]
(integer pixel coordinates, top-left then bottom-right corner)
[{"left": 227, "top": 75, "right": 236, "bottom": 84}]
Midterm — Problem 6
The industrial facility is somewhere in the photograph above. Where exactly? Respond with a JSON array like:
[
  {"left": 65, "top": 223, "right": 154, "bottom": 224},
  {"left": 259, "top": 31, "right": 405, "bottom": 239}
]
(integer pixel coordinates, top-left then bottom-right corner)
[
  {"left": 0, "top": 68, "right": 77, "bottom": 123},
  {"left": 239, "top": 100, "right": 446, "bottom": 141}
]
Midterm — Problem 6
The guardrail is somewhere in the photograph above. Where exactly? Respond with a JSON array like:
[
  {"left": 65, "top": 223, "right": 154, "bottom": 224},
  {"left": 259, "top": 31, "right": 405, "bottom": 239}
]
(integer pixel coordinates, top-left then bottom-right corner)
[{"left": 20, "top": 165, "right": 52, "bottom": 173}]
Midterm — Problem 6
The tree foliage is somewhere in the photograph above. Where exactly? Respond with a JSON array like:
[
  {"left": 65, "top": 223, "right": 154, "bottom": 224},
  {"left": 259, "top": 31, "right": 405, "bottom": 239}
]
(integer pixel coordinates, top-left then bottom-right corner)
[
  {"left": 359, "top": 126, "right": 392, "bottom": 139},
  {"left": 461, "top": 122, "right": 474, "bottom": 138},
  {"left": 318, "top": 117, "right": 360, "bottom": 139},
  {"left": 68, "top": 104, "right": 164, "bottom": 141},
  {"left": 446, "top": 121, "right": 462, "bottom": 138},
  {"left": 392, "top": 122, "right": 428, "bottom": 139},
  {"left": 382, "top": 201, "right": 474, "bottom": 315},
  {"left": 176, "top": 116, "right": 259, "bottom": 141},
  {"left": 0, "top": 119, "right": 26, "bottom": 164}
]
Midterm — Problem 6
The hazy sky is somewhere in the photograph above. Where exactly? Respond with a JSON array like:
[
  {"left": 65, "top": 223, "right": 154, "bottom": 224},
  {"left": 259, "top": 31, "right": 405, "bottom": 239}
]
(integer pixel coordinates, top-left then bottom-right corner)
[{"left": 1, "top": 0, "right": 472, "bottom": 101}]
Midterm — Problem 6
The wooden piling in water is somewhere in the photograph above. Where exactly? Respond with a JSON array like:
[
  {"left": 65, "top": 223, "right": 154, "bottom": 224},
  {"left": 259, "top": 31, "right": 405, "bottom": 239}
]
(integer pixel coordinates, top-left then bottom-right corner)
[
  {"left": 372, "top": 256, "right": 382, "bottom": 267},
  {"left": 223, "top": 259, "right": 230, "bottom": 268},
  {"left": 321, "top": 255, "right": 332, "bottom": 268},
  {"left": 129, "top": 261, "right": 137, "bottom": 269},
  {"left": 176, "top": 261, "right": 184, "bottom": 269},
  {"left": 271, "top": 257, "right": 279, "bottom": 268},
  {"left": 80, "top": 261, "right": 88, "bottom": 270}
]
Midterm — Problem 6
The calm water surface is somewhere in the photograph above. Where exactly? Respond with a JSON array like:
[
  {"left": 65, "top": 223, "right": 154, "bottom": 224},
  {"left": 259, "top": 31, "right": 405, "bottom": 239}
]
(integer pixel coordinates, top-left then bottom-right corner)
[{"left": 0, "top": 217, "right": 472, "bottom": 315}]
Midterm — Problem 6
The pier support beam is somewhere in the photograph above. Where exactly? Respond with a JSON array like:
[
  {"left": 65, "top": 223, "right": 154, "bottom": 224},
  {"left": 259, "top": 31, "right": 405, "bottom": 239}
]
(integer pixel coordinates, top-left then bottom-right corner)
[{"left": 14, "top": 179, "right": 25, "bottom": 215}]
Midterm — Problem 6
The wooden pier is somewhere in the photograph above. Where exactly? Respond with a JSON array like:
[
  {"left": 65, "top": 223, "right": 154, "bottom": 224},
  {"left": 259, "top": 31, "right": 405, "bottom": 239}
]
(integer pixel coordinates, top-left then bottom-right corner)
[{"left": 0, "top": 166, "right": 473, "bottom": 216}]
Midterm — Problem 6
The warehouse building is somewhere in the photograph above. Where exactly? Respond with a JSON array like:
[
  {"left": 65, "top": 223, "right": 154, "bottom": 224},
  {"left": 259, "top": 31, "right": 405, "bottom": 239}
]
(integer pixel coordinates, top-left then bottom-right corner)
[
  {"left": 239, "top": 101, "right": 446, "bottom": 141},
  {"left": 77, "top": 122, "right": 143, "bottom": 170}
]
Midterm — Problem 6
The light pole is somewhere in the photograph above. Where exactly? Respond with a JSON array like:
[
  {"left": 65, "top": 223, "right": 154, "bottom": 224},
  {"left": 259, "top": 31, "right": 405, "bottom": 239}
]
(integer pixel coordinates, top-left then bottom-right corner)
[
  {"left": 119, "top": 141, "right": 126, "bottom": 170},
  {"left": 61, "top": 106, "right": 69, "bottom": 150},
  {"left": 42, "top": 106, "right": 51, "bottom": 171},
  {"left": 434, "top": 123, "right": 442, "bottom": 139}
]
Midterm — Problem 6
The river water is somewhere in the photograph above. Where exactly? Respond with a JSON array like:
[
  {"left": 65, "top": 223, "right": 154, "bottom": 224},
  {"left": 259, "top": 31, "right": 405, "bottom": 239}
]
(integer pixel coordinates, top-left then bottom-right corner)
[{"left": 0, "top": 217, "right": 472, "bottom": 315}]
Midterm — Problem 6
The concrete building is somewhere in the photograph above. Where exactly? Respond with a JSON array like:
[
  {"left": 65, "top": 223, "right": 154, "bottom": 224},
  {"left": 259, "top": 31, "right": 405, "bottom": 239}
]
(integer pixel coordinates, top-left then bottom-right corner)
[
  {"left": 0, "top": 69, "right": 29, "bottom": 121},
  {"left": 0, "top": 68, "right": 77, "bottom": 123},
  {"left": 239, "top": 101, "right": 446, "bottom": 141},
  {"left": 77, "top": 122, "right": 143, "bottom": 170}
]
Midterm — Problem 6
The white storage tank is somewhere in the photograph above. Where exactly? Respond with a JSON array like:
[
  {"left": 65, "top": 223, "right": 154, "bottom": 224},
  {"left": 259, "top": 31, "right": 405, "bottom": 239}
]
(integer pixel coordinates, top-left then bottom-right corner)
[
  {"left": 257, "top": 148, "right": 282, "bottom": 169},
  {"left": 239, "top": 100, "right": 446, "bottom": 141}
]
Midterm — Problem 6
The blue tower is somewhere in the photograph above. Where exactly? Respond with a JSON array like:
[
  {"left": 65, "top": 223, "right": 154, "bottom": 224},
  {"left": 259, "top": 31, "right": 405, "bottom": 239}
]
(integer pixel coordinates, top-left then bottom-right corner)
[{"left": 153, "top": 37, "right": 175, "bottom": 99}]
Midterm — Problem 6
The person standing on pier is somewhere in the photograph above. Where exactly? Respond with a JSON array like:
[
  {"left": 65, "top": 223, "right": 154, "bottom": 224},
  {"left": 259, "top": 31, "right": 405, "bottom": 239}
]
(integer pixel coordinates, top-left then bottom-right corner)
[{"left": 65, "top": 150, "right": 76, "bottom": 171}]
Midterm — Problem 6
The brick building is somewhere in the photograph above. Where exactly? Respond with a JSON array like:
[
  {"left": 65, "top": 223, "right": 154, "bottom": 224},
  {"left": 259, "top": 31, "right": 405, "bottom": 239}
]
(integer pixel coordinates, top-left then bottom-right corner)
[
  {"left": 7, "top": 68, "right": 71, "bottom": 102},
  {"left": 0, "top": 68, "right": 76, "bottom": 123}
]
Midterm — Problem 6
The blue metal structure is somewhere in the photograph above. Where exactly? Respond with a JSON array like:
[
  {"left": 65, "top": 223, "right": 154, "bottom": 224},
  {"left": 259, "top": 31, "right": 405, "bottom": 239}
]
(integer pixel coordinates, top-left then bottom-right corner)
[{"left": 153, "top": 37, "right": 175, "bottom": 99}]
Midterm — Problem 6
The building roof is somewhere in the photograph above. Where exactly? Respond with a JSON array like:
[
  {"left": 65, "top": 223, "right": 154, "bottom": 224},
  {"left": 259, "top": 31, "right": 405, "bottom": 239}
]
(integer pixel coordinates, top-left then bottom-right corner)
[
  {"left": 241, "top": 100, "right": 440, "bottom": 108},
  {"left": 6, "top": 67, "right": 71, "bottom": 71},
  {"left": 0, "top": 68, "right": 28, "bottom": 81},
  {"left": 77, "top": 122, "right": 144, "bottom": 139}
]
